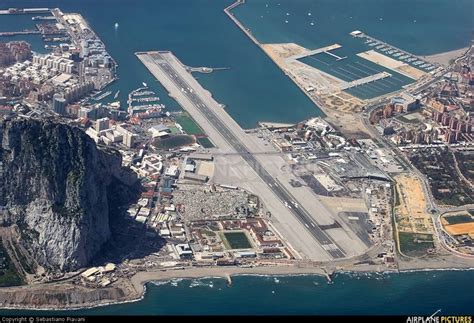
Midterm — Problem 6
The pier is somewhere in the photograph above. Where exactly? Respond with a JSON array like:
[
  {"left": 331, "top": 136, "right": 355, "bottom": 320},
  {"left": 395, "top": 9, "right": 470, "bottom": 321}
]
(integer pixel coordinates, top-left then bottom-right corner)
[
  {"left": 130, "top": 96, "right": 160, "bottom": 103},
  {"left": 340, "top": 72, "right": 392, "bottom": 90},
  {"left": 350, "top": 30, "right": 439, "bottom": 68},
  {"left": 290, "top": 44, "right": 342, "bottom": 60},
  {"left": 93, "top": 91, "right": 112, "bottom": 101},
  {"left": 32, "top": 16, "right": 56, "bottom": 21},
  {"left": 324, "top": 51, "right": 347, "bottom": 61},
  {"left": 224, "top": 1, "right": 260, "bottom": 46},
  {"left": 258, "top": 121, "right": 296, "bottom": 129},
  {"left": 0, "top": 8, "right": 50, "bottom": 15},
  {"left": 0, "top": 30, "right": 40, "bottom": 37},
  {"left": 224, "top": 0, "right": 342, "bottom": 111},
  {"left": 322, "top": 268, "right": 333, "bottom": 283},
  {"left": 185, "top": 66, "right": 231, "bottom": 74},
  {"left": 357, "top": 50, "right": 426, "bottom": 80}
]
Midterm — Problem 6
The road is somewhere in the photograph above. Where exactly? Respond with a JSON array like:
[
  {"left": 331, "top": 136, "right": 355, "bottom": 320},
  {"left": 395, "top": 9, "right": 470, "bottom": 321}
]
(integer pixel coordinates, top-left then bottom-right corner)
[
  {"left": 359, "top": 47, "right": 474, "bottom": 251},
  {"left": 362, "top": 99, "right": 438, "bottom": 213},
  {"left": 138, "top": 51, "right": 346, "bottom": 259},
  {"left": 359, "top": 62, "right": 453, "bottom": 215}
]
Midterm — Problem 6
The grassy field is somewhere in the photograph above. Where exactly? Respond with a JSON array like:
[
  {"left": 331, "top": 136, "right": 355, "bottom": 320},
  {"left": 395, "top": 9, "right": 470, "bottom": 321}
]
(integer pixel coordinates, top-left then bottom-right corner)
[
  {"left": 396, "top": 115, "right": 421, "bottom": 124},
  {"left": 175, "top": 113, "right": 204, "bottom": 136},
  {"left": 197, "top": 137, "right": 214, "bottom": 148},
  {"left": 218, "top": 232, "right": 231, "bottom": 250},
  {"left": 154, "top": 135, "right": 195, "bottom": 150},
  {"left": 440, "top": 193, "right": 473, "bottom": 207},
  {"left": 398, "top": 232, "right": 434, "bottom": 257},
  {"left": 168, "top": 126, "right": 181, "bottom": 135},
  {"left": 394, "top": 185, "right": 401, "bottom": 207},
  {"left": 219, "top": 231, "right": 252, "bottom": 250},
  {"left": 0, "top": 242, "right": 23, "bottom": 287}
]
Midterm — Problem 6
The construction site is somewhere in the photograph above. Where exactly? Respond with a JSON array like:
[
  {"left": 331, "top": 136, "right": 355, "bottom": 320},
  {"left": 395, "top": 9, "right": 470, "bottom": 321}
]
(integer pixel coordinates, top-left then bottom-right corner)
[
  {"left": 253, "top": 27, "right": 447, "bottom": 140},
  {"left": 261, "top": 42, "right": 366, "bottom": 114},
  {"left": 393, "top": 174, "right": 436, "bottom": 257}
]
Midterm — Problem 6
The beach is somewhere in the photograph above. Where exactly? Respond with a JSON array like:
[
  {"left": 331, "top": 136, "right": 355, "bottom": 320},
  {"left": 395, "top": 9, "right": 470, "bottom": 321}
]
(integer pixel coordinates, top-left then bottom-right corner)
[
  {"left": 423, "top": 47, "right": 470, "bottom": 65},
  {"left": 130, "top": 265, "right": 328, "bottom": 295},
  {"left": 1, "top": 260, "right": 474, "bottom": 312},
  {"left": 0, "top": 265, "right": 330, "bottom": 310}
]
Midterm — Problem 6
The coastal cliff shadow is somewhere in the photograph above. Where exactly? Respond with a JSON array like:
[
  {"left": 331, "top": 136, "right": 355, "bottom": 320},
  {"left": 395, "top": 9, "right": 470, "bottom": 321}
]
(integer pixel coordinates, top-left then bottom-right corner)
[{"left": 91, "top": 166, "right": 166, "bottom": 267}]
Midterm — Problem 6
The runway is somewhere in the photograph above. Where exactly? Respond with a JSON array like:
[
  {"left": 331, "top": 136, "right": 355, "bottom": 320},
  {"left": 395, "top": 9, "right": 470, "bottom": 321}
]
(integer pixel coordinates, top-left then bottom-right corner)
[{"left": 136, "top": 51, "right": 347, "bottom": 259}]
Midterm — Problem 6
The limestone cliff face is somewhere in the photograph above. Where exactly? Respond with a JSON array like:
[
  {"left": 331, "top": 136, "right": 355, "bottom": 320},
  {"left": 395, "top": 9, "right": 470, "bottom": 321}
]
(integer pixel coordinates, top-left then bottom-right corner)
[{"left": 0, "top": 118, "right": 139, "bottom": 272}]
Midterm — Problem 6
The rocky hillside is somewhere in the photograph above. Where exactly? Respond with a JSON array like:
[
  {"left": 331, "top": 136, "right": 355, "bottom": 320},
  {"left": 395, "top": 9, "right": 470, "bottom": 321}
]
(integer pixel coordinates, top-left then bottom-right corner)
[{"left": 0, "top": 118, "right": 140, "bottom": 272}]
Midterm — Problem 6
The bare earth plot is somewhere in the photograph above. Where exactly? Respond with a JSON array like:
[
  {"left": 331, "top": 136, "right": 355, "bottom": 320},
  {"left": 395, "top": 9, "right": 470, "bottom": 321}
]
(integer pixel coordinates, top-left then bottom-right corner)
[{"left": 394, "top": 175, "right": 436, "bottom": 256}]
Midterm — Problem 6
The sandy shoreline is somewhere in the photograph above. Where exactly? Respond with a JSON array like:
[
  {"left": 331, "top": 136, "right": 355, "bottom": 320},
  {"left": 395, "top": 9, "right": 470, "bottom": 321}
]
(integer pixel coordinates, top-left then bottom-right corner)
[
  {"left": 2, "top": 263, "right": 474, "bottom": 311},
  {"left": 422, "top": 47, "right": 470, "bottom": 66},
  {"left": 129, "top": 254, "right": 474, "bottom": 289},
  {"left": 130, "top": 265, "right": 327, "bottom": 295}
]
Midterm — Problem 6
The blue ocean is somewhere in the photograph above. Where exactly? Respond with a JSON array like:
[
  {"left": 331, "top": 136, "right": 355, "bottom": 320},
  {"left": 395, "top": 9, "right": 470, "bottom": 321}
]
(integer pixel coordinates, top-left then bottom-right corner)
[
  {"left": 0, "top": 271, "right": 473, "bottom": 315},
  {"left": 0, "top": 0, "right": 473, "bottom": 315}
]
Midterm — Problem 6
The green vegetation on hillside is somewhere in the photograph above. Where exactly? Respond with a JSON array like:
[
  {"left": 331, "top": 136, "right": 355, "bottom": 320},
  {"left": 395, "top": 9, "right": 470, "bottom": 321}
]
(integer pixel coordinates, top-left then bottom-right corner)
[{"left": 0, "top": 242, "right": 24, "bottom": 287}]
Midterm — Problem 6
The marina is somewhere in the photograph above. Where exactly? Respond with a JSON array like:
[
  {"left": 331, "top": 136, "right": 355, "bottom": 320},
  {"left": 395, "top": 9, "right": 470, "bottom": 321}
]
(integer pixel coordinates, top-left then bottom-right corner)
[
  {"left": 221, "top": 0, "right": 443, "bottom": 111},
  {"left": 297, "top": 45, "right": 414, "bottom": 100},
  {"left": 339, "top": 72, "right": 391, "bottom": 90},
  {"left": 127, "top": 86, "right": 163, "bottom": 116},
  {"left": 224, "top": 3, "right": 434, "bottom": 101},
  {"left": 133, "top": 90, "right": 155, "bottom": 96},
  {"left": 289, "top": 43, "right": 342, "bottom": 60},
  {"left": 350, "top": 30, "right": 442, "bottom": 74}
]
